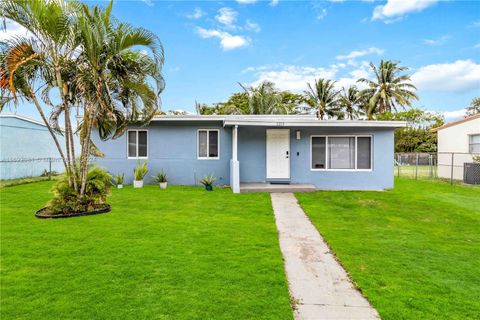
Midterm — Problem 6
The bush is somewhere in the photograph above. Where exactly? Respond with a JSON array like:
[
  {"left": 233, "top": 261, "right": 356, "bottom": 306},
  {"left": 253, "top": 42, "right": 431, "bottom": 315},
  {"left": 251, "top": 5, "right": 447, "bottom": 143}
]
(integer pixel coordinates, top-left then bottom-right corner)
[
  {"left": 47, "top": 167, "right": 112, "bottom": 215},
  {"left": 133, "top": 160, "right": 148, "bottom": 181},
  {"left": 152, "top": 170, "right": 167, "bottom": 183}
]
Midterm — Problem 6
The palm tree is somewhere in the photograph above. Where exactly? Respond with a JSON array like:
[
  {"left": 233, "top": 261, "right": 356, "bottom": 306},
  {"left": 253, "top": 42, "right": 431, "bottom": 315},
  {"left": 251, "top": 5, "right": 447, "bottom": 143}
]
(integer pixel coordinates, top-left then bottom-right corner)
[
  {"left": 338, "top": 86, "right": 361, "bottom": 120},
  {"left": 1, "top": 0, "right": 164, "bottom": 201},
  {"left": 304, "top": 79, "right": 340, "bottom": 119},
  {"left": 358, "top": 60, "right": 418, "bottom": 119},
  {"left": 239, "top": 81, "right": 287, "bottom": 114},
  {"left": 466, "top": 97, "right": 480, "bottom": 116}
]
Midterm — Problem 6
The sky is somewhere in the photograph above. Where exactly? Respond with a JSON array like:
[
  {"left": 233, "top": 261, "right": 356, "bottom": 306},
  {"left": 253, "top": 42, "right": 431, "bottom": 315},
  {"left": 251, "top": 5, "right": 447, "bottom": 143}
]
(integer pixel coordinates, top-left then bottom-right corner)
[{"left": 2, "top": 0, "right": 480, "bottom": 121}]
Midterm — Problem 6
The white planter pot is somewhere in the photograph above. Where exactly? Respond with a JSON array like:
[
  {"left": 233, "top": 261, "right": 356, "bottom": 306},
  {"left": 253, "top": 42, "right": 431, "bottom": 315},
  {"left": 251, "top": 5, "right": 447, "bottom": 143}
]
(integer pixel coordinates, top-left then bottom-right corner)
[
  {"left": 133, "top": 180, "right": 143, "bottom": 188},
  {"left": 159, "top": 182, "right": 168, "bottom": 189},
  {"left": 117, "top": 184, "right": 123, "bottom": 189}
]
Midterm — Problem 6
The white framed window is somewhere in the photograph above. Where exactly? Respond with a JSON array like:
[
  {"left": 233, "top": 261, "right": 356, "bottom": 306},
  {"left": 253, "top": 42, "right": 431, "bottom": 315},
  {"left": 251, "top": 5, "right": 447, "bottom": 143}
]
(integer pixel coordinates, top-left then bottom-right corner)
[
  {"left": 311, "top": 135, "right": 373, "bottom": 171},
  {"left": 469, "top": 134, "right": 480, "bottom": 153},
  {"left": 127, "top": 130, "right": 148, "bottom": 159},
  {"left": 197, "top": 129, "right": 220, "bottom": 159}
]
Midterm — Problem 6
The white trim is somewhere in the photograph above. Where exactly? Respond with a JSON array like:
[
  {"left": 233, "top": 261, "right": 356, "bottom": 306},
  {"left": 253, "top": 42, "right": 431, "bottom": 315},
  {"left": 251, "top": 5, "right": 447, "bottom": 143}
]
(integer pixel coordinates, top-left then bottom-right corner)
[
  {"left": 127, "top": 129, "right": 148, "bottom": 159},
  {"left": 0, "top": 113, "right": 60, "bottom": 129},
  {"left": 197, "top": 129, "right": 220, "bottom": 160},
  {"left": 148, "top": 114, "right": 406, "bottom": 128},
  {"left": 266, "top": 129, "right": 291, "bottom": 180},
  {"left": 310, "top": 134, "right": 373, "bottom": 172}
]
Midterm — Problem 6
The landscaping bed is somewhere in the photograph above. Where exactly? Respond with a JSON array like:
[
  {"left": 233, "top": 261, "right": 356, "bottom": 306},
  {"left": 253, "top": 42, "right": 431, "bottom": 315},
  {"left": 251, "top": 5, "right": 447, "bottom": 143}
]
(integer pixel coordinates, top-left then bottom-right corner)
[
  {"left": 296, "top": 178, "right": 480, "bottom": 320},
  {"left": 1, "top": 181, "right": 293, "bottom": 319}
]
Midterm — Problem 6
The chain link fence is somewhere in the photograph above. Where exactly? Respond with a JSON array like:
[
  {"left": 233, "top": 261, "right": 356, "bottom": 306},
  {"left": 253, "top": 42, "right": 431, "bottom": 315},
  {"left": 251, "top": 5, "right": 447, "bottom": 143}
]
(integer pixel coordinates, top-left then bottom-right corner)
[
  {"left": 395, "top": 152, "right": 480, "bottom": 185},
  {"left": 0, "top": 158, "right": 64, "bottom": 181}
]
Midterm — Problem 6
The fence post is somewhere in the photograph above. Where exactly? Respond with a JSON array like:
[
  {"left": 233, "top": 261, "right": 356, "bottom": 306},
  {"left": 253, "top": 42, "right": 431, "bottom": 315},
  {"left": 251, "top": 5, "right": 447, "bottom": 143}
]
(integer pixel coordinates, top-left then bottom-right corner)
[
  {"left": 450, "top": 153, "right": 454, "bottom": 185},
  {"left": 429, "top": 154, "right": 433, "bottom": 179},
  {"left": 397, "top": 154, "right": 401, "bottom": 177},
  {"left": 415, "top": 153, "right": 419, "bottom": 180},
  {"left": 49, "top": 158, "right": 52, "bottom": 180}
]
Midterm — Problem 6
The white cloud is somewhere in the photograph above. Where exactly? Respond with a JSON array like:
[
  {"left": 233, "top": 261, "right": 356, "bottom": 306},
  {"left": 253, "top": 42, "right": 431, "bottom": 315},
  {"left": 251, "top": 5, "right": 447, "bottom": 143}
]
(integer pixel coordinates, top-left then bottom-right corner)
[
  {"left": 469, "top": 20, "right": 480, "bottom": 28},
  {"left": 187, "top": 8, "right": 206, "bottom": 20},
  {"left": 141, "top": 0, "right": 154, "bottom": 7},
  {"left": 270, "top": 0, "right": 279, "bottom": 7},
  {"left": 442, "top": 109, "right": 466, "bottom": 120},
  {"left": 216, "top": 7, "right": 237, "bottom": 28},
  {"left": 245, "top": 20, "right": 261, "bottom": 32},
  {"left": 0, "top": 20, "right": 32, "bottom": 41},
  {"left": 373, "top": 0, "right": 437, "bottom": 22},
  {"left": 236, "top": 0, "right": 257, "bottom": 4},
  {"left": 411, "top": 60, "right": 480, "bottom": 93},
  {"left": 336, "top": 47, "right": 384, "bottom": 60},
  {"left": 423, "top": 35, "right": 450, "bottom": 46},
  {"left": 196, "top": 27, "right": 250, "bottom": 50},
  {"left": 317, "top": 8, "right": 328, "bottom": 20},
  {"left": 474, "top": 43, "right": 480, "bottom": 49}
]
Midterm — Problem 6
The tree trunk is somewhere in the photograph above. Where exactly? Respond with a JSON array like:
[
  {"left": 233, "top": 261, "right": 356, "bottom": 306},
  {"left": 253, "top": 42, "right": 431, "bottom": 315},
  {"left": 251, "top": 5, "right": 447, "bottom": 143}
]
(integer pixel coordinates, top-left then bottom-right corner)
[{"left": 29, "top": 89, "right": 68, "bottom": 170}]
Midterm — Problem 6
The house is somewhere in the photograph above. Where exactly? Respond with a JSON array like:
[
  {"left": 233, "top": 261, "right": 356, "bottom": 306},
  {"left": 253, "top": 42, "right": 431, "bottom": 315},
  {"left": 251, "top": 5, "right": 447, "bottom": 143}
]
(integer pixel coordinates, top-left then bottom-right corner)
[
  {"left": 432, "top": 114, "right": 480, "bottom": 180},
  {"left": 0, "top": 114, "right": 67, "bottom": 180},
  {"left": 92, "top": 115, "right": 406, "bottom": 192}
]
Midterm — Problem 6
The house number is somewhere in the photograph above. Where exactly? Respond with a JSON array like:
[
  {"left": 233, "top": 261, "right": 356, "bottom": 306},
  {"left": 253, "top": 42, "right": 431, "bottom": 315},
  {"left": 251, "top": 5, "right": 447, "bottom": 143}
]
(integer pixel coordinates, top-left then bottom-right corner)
[{"left": 276, "top": 122, "right": 285, "bottom": 126}]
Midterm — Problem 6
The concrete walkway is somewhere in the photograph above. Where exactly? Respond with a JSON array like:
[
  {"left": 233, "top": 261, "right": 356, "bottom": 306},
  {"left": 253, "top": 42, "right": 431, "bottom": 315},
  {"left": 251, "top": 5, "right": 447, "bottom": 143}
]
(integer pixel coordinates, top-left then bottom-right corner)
[{"left": 271, "top": 193, "right": 380, "bottom": 320}]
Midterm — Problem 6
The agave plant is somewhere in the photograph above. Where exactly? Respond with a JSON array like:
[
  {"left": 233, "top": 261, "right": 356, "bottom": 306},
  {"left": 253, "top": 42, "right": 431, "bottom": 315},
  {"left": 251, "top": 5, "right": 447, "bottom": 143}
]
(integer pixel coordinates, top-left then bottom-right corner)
[
  {"left": 134, "top": 161, "right": 148, "bottom": 181},
  {"left": 199, "top": 174, "right": 216, "bottom": 190}
]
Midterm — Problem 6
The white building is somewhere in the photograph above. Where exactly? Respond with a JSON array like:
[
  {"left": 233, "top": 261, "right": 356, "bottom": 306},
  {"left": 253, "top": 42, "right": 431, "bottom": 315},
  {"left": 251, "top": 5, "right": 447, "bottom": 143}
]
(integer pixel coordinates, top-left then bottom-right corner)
[{"left": 432, "top": 114, "right": 480, "bottom": 180}]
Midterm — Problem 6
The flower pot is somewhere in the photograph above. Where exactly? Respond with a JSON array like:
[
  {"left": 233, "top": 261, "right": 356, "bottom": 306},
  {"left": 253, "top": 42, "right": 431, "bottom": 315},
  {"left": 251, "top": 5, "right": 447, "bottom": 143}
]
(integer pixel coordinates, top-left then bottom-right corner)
[
  {"left": 205, "top": 185, "right": 213, "bottom": 191},
  {"left": 159, "top": 182, "right": 168, "bottom": 189},
  {"left": 117, "top": 184, "right": 123, "bottom": 189},
  {"left": 133, "top": 180, "right": 143, "bottom": 188}
]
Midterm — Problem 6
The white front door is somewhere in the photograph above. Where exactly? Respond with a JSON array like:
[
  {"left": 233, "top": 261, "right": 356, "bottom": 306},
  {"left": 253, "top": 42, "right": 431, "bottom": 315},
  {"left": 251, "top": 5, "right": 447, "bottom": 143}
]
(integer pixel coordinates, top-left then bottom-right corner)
[{"left": 266, "top": 129, "right": 290, "bottom": 180}]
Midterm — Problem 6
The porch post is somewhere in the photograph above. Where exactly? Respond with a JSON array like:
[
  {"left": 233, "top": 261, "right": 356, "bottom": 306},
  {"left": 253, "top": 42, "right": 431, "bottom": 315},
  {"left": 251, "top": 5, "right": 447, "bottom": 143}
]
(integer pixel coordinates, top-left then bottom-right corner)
[{"left": 230, "top": 125, "right": 240, "bottom": 193}]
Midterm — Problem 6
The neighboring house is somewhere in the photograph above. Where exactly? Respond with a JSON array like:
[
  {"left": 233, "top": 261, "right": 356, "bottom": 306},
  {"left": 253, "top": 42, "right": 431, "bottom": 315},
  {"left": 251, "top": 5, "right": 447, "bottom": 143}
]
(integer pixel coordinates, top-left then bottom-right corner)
[
  {"left": 432, "top": 114, "right": 480, "bottom": 180},
  {"left": 0, "top": 114, "right": 66, "bottom": 180},
  {"left": 92, "top": 115, "right": 405, "bottom": 192}
]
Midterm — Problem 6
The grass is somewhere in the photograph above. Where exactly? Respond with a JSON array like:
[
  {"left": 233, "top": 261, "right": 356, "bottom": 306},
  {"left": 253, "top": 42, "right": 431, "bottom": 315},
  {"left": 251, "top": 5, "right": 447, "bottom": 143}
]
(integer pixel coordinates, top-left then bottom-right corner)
[
  {"left": 296, "top": 178, "right": 480, "bottom": 320},
  {"left": 0, "top": 175, "right": 60, "bottom": 188},
  {"left": 1, "top": 182, "right": 293, "bottom": 320}
]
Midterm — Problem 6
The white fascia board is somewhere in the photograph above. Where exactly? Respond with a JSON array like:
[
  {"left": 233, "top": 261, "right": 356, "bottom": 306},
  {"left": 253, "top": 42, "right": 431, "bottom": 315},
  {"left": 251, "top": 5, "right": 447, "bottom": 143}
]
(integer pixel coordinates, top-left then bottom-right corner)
[{"left": 223, "top": 120, "right": 407, "bottom": 128}]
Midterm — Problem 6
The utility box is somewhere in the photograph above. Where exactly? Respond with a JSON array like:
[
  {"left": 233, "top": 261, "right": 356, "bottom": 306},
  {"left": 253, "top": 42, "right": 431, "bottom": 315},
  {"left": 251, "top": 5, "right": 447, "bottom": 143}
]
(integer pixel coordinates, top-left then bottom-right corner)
[{"left": 463, "top": 162, "right": 480, "bottom": 185}]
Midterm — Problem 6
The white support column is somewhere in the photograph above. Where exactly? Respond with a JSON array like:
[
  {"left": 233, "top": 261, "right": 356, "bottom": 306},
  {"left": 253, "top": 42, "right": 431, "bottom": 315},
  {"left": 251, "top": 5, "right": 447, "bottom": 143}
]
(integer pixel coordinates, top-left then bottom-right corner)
[{"left": 230, "top": 125, "right": 240, "bottom": 193}]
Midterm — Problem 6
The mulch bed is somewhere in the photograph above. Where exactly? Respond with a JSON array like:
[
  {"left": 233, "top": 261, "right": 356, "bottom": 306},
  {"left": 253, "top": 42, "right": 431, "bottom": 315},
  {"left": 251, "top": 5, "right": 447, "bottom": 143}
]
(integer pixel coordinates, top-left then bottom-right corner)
[{"left": 35, "top": 204, "right": 111, "bottom": 219}]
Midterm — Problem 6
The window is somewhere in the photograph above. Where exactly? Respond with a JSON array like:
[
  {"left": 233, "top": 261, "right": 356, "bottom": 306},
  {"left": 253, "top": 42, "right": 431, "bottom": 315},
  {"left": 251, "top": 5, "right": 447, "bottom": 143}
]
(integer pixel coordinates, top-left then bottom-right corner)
[
  {"left": 470, "top": 134, "right": 480, "bottom": 153},
  {"left": 198, "top": 129, "right": 219, "bottom": 159},
  {"left": 311, "top": 136, "right": 372, "bottom": 171},
  {"left": 127, "top": 130, "right": 148, "bottom": 159}
]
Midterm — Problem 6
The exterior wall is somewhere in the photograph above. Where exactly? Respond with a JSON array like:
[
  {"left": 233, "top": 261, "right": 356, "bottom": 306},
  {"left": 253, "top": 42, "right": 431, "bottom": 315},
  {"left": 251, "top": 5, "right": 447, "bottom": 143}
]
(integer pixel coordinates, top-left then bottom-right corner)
[
  {"left": 238, "top": 126, "right": 395, "bottom": 190},
  {"left": 437, "top": 118, "right": 480, "bottom": 180},
  {"left": 92, "top": 121, "right": 396, "bottom": 190},
  {"left": 0, "top": 116, "right": 66, "bottom": 180},
  {"left": 92, "top": 121, "right": 232, "bottom": 185}
]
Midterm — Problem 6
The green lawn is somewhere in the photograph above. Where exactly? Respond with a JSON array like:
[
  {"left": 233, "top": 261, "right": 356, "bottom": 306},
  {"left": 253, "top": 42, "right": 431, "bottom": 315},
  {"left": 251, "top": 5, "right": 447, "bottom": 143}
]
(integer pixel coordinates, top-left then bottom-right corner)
[
  {"left": 1, "top": 182, "right": 293, "bottom": 320},
  {"left": 296, "top": 178, "right": 480, "bottom": 320}
]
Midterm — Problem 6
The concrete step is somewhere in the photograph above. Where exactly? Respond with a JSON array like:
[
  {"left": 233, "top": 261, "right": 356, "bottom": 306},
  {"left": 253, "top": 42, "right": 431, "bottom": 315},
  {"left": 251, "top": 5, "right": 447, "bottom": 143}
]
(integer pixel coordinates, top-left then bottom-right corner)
[{"left": 240, "top": 182, "right": 316, "bottom": 193}]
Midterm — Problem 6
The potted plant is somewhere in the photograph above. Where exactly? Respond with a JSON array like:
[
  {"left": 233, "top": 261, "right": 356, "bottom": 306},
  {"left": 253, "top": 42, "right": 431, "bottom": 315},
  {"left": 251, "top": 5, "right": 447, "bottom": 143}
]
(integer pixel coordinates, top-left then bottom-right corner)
[
  {"left": 133, "top": 160, "right": 148, "bottom": 188},
  {"left": 199, "top": 174, "right": 216, "bottom": 191},
  {"left": 115, "top": 173, "right": 124, "bottom": 189},
  {"left": 153, "top": 171, "right": 168, "bottom": 189}
]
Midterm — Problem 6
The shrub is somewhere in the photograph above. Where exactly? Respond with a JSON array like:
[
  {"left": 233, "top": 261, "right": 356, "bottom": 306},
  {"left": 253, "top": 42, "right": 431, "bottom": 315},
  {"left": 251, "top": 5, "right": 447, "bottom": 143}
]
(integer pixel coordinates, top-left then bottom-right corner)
[
  {"left": 47, "top": 167, "right": 112, "bottom": 215},
  {"left": 199, "top": 174, "right": 216, "bottom": 187},
  {"left": 152, "top": 171, "right": 167, "bottom": 183},
  {"left": 134, "top": 160, "right": 148, "bottom": 181},
  {"left": 115, "top": 173, "right": 125, "bottom": 185}
]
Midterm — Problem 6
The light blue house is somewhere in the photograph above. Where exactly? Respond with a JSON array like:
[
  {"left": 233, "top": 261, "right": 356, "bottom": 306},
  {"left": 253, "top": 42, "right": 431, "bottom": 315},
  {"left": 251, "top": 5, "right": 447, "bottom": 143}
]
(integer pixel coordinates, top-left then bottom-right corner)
[
  {"left": 92, "top": 115, "right": 406, "bottom": 192},
  {"left": 0, "top": 114, "right": 67, "bottom": 180}
]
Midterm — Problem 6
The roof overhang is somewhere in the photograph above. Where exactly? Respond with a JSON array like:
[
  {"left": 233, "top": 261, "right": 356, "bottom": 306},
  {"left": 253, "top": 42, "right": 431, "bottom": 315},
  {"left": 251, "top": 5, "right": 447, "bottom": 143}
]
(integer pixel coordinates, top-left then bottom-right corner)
[
  {"left": 223, "top": 119, "right": 407, "bottom": 128},
  {"left": 151, "top": 115, "right": 407, "bottom": 128}
]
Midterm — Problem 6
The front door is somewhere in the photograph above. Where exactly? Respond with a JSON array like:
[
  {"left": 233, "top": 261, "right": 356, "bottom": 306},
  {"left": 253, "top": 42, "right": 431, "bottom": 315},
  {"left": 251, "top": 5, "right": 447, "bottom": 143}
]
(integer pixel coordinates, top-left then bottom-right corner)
[{"left": 266, "top": 129, "right": 290, "bottom": 180}]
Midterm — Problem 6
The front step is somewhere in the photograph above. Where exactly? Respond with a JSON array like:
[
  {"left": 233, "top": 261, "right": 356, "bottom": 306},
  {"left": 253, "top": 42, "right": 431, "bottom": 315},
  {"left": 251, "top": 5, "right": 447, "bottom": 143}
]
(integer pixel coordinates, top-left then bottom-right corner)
[{"left": 240, "top": 182, "right": 316, "bottom": 193}]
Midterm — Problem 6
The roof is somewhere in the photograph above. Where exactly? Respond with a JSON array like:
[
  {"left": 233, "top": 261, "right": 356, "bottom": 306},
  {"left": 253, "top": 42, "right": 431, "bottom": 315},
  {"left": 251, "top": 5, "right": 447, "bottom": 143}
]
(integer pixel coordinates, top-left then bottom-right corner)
[
  {"left": 431, "top": 114, "right": 480, "bottom": 132},
  {"left": 151, "top": 114, "right": 407, "bottom": 128},
  {"left": 0, "top": 113, "right": 47, "bottom": 127}
]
